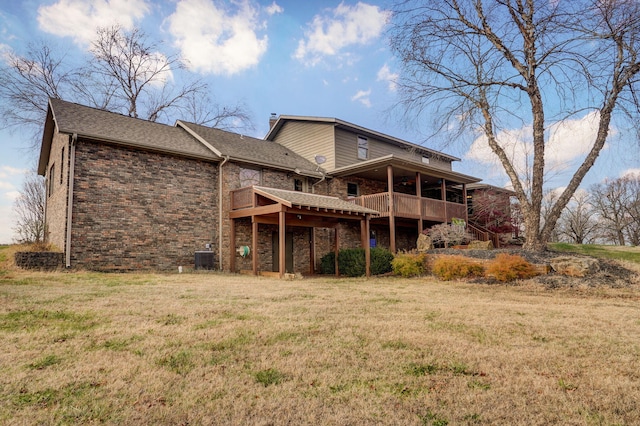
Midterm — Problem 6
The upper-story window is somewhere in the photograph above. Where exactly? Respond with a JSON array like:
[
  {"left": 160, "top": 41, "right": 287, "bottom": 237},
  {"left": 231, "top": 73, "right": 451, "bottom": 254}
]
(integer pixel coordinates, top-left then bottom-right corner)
[
  {"left": 239, "top": 167, "right": 261, "bottom": 188},
  {"left": 422, "top": 155, "right": 430, "bottom": 165},
  {"left": 294, "top": 178, "right": 306, "bottom": 192},
  {"left": 357, "top": 135, "right": 368, "bottom": 160},
  {"left": 347, "top": 182, "right": 359, "bottom": 197}
]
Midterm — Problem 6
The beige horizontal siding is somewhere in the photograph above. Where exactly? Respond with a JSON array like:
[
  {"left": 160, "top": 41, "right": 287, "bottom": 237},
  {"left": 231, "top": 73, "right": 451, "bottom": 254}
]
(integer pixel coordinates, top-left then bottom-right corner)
[
  {"left": 334, "top": 128, "right": 452, "bottom": 170},
  {"left": 272, "top": 121, "right": 335, "bottom": 170}
]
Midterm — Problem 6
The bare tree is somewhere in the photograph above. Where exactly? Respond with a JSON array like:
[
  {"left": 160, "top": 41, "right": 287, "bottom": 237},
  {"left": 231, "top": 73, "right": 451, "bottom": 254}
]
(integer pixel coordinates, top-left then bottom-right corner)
[
  {"left": 390, "top": 0, "right": 640, "bottom": 251},
  {"left": 13, "top": 172, "right": 46, "bottom": 244},
  {"left": 0, "top": 42, "right": 80, "bottom": 150},
  {"left": 89, "top": 25, "right": 201, "bottom": 122},
  {"left": 590, "top": 178, "right": 629, "bottom": 245},
  {"left": 0, "top": 26, "right": 252, "bottom": 147},
  {"left": 556, "top": 191, "right": 598, "bottom": 244},
  {"left": 623, "top": 175, "right": 640, "bottom": 245}
]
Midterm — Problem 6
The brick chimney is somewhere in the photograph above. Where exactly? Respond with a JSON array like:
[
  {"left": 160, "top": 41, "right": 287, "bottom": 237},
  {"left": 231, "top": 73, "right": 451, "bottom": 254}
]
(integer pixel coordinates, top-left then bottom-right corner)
[{"left": 269, "top": 113, "right": 278, "bottom": 129}]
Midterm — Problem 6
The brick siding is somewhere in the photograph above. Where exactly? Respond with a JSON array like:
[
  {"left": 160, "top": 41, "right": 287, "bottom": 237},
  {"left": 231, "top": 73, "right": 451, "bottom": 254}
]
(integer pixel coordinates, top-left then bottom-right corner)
[{"left": 69, "top": 139, "right": 218, "bottom": 271}]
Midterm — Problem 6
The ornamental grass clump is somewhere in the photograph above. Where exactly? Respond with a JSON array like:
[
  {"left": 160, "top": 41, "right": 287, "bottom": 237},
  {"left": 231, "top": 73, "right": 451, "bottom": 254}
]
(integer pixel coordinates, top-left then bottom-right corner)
[
  {"left": 431, "top": 255, "right": 484, "bottom": 281},
  {"left": 391, "top": 252, "right": 427, "bottom": 277},
  {"left": 486, "top": 253, "right": 538, "bottom": 282}
]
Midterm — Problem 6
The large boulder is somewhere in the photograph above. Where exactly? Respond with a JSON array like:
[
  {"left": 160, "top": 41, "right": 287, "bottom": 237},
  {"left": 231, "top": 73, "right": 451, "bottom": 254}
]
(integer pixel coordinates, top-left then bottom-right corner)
[
  {"left": 549, "top": 256, "right": 599, "bottom": 278},
  {"left": 417, "top": 234, "right": 433, "bottom": 251},
  {"left": 468, "top": 240, "right": 494, "bottom": 250}
]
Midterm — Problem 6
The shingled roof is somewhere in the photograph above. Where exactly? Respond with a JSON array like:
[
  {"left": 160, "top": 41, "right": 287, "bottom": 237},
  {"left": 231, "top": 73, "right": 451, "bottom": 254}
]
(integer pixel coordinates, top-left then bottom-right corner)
[
  {"left": 177, "top": 121, "right": 323, "bottom": 177},
  {"left": 253, "top": 186, "right": 378, "bottom": 215},
  {"left": 39, "top": 99, "right": 217, "bottom": 174}
]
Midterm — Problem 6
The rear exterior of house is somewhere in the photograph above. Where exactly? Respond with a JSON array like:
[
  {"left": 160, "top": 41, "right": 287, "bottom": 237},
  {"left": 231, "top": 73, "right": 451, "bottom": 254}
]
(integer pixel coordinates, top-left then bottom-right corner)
[{"left": 39, "top": 100, "right": 485, "bottom": 275}]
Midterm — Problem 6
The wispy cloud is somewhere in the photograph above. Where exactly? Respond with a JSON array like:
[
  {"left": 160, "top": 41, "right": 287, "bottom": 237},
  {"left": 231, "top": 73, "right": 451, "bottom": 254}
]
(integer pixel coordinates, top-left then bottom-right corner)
[
  {"left": 351, "top": 89, "right": 371, "bottom": 108},
  {"left": 0, "top": 165, "right": 27, "bottom": 179},
  {"left": 294, "top": 2, "right": 391, "bottom": 66},
  {"left": 265, "top": 1, "right": 283, "bottom": 16},
  {"left": 37, "top": 0, "right": 150, "bottom": 47},
  {"left": 376, "top": 63, "right": 398, "bottom": 92}
]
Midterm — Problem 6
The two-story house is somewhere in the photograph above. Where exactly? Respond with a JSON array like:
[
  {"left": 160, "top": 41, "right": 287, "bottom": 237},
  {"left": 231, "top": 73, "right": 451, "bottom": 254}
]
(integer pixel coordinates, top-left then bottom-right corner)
[{"left": 38, "top": 99, "right": 483, "bottom": 276}]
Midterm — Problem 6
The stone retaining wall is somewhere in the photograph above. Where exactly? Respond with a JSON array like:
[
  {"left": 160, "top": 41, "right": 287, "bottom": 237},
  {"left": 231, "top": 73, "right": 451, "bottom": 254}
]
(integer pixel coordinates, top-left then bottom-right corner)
[{"left": 15, "top": 252, "right": 64, "bottom": 270}]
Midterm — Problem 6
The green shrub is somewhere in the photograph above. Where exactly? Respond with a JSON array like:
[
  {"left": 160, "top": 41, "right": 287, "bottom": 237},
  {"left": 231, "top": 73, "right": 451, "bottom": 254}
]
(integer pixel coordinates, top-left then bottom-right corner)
[
  {"left": 486, "top": 253, "right": 538, "bottom": 282},
  {"left": 370, "top": 247, "right": 394, "bottom": 275},
  {"left": 338, "top": 248, "right": 366, "bottom": 277},
  {"left": 431, "top": 255, "right": 484, "bottom": 281},
  {"left": 320, "top": 252, "right": 336, "bottom": 274},
  {"left": 320, "top": 247, "right": 394, "bottom": 277},
  {"left": 391, "top": 252, "right": 427, "bottom": 277}
]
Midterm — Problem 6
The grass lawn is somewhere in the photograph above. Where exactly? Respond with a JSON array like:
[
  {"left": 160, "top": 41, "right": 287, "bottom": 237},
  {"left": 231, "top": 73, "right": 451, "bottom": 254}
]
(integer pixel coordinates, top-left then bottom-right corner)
[
  {"left": 549, "top": 242, "right": 640, "bottom": 264},
  {"left": 1, "top": 265, "right": 640, "bottom": 425}
]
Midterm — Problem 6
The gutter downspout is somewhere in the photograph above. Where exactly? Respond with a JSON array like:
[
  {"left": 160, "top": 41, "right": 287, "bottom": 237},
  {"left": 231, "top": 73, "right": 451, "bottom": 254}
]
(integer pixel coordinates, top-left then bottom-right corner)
[
  {"left": 311, "top": 171, "right": 326, "bottom": 194},
  {"left": 218, "top": 155, "right": 230, "bottom": 271},
  {"left": 65, "top": 133, "right": 77, "bottom": 268}
]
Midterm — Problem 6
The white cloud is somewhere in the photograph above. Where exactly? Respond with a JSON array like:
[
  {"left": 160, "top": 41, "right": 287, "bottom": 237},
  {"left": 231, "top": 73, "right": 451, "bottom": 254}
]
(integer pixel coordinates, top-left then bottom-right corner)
[
  {"left": 466, "top": 111, "right": 607, "bottom": 181},
  {"left": 0, "top": 181, "right": 15, "bottom": 190},
  {"left": 351, "top": 89, "right": 371, "bottom": 108},
  {"left": 376, "top": 63, "right": 398, "bottom": 91},
  {"left": 265, "top": 1, "right": 283, "bottom": 16},
  {"left": 621, "top": 168, "right": 640, "bottom": 178},
  {"left": 167, "top": 0, "right": 269, "bottom": 75},
  {"left": 0, "top": 165, "right": 27, "bottom": 179},
  {"left": 5, "top": 190, "right": 20, "bottom": 201},
  {"left": 294, "top": 2, "right": 391, "bottom": 66},
  {"left": 37, "top": 0, "right": 150, "bottom": 47}
]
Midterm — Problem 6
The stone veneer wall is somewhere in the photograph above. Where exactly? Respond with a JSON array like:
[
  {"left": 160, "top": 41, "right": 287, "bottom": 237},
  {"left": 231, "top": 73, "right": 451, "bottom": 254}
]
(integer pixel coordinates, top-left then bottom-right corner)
[
  {"left": 70, "top": 140, "right": 218, "bottom": 271},
  {"left": 44, "top": 132, "right": 70, "bottom": 252},
  {"left": 15, "top": 252, "right": 64, "bottom": 270}
]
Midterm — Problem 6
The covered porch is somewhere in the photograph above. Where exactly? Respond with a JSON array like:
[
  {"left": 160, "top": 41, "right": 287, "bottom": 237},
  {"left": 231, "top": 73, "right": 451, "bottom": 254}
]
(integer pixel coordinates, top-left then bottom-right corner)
[
  {"left": 333, "top": 155, "right": 481, "bottom": 253},
  {"left": 229, "top": 186, "right": 377, "bottom": 278}
]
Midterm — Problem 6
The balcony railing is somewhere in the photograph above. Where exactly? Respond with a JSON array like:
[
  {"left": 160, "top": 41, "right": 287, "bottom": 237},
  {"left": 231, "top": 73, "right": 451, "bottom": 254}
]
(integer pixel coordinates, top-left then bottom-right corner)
[
  {"left": 351, "top": 192, "right": 467, "bottom": 223},
  {"left": 231, "top": 187, "right": 253, "bottom": 210}
]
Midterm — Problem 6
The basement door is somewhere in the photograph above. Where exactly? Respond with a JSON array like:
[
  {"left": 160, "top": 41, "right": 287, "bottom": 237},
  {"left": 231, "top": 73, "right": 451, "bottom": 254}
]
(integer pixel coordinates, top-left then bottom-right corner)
[{"left": 272, "top": 231, "right": 294, "bottom": 273}]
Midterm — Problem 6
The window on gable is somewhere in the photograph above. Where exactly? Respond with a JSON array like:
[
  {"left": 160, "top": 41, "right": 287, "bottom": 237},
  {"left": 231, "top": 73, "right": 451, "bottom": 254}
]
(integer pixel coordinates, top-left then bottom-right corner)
[
  {"left": 347, "top": 182, "right": 359, "bottom": 198},
  {"left": 357, "top": 135, "right": 368, "bottom": 160},
  {"left": 48, "top": 164, "right": 55, "bottom": 197},
  {"left": 239, "top": 167, "right": 261, "bottom": 188}
]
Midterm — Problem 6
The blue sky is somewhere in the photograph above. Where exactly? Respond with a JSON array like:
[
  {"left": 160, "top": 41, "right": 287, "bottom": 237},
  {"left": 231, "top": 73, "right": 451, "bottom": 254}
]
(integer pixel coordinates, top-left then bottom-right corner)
[{"left": 0, "top": 0, "right": 638, "bottom": 244}]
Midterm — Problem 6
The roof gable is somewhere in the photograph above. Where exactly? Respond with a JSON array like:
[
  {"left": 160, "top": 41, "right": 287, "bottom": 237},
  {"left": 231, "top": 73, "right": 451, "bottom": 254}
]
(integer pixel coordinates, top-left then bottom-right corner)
[
  {"left": 265, "top": 115, "right": 460, "bottom": 162},
  {"left": 38, "top": 99, "right": 218, "bottom": 174},
  {"left": 177, "top": 121, "right": 322, "bottom": 176}
]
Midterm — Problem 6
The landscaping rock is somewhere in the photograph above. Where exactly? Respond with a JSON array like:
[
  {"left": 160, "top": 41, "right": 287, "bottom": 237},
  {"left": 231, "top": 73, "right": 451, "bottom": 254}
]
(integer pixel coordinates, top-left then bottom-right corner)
[
  {"left": 416, "top": 234, "right": 433, "bottom": 251},
  {"left": 549, "top": 256, "right": 600, "bottom": 278},
  {"left": 468, "top": 240, "right": 494, "bottom": 250}
]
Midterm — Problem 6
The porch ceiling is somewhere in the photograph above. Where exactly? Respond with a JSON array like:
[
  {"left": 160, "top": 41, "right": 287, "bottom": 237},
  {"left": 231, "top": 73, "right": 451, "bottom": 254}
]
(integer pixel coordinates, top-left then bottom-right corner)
[{"left": 330, "top": 155, "right": 481, "bottom": 184}]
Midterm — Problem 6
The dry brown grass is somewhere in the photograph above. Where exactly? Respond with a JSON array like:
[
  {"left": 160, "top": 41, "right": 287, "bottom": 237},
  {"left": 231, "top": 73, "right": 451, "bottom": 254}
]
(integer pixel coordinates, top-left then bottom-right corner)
[{"left": 1, "top": 268, "right": 640, "bottom": 425}]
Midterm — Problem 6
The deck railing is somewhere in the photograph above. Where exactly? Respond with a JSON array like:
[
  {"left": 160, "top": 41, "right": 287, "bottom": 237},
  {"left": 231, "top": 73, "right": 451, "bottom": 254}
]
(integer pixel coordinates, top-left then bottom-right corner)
[
  {"left": 231, "top": 187, "right": 253, "bottom": 210},
  {"left": 351, "top": 192, "right": 467, "bottom": 223},
  {"left": 467, "top": 222, "right": 501, "bottom": 247}
]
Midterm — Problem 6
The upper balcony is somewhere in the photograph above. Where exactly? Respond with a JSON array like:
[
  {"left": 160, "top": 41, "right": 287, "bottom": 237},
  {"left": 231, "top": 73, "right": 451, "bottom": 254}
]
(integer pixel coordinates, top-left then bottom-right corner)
[{"left": 348, "top": 192, "right": 467, "bottom": 223}]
